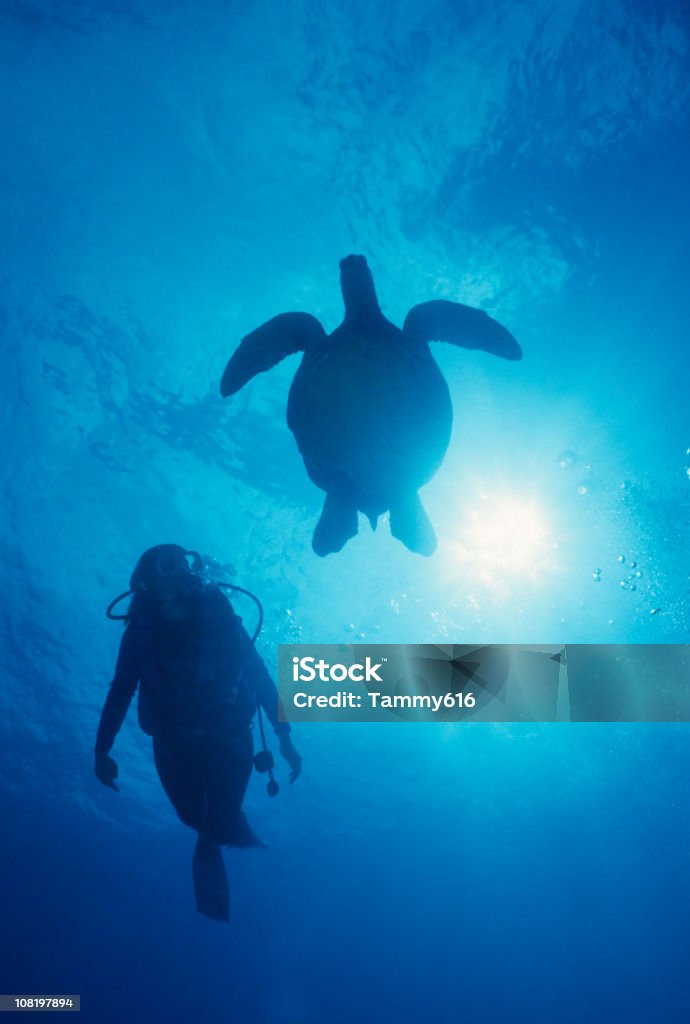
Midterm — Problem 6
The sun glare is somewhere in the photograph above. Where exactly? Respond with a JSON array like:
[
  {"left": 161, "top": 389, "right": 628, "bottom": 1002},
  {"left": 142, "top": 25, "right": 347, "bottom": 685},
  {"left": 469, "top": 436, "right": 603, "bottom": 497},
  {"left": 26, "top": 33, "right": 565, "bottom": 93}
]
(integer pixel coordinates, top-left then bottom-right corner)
[{"left": 447, "top": 494, "right": 555, "bottom": 585}]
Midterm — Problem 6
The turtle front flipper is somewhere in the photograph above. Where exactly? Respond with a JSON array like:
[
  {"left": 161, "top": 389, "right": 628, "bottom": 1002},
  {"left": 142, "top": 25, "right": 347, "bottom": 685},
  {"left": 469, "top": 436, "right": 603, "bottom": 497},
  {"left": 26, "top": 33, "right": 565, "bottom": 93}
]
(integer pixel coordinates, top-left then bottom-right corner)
[
  {"left": 220, "top": 312, "right": 327, "bottom": 396},
  {"left": 389, "top": 492, "right": 437, "bottom": 556},
  {"left": 312, "top": 486, "right": 359, "bottom": 557},
  {"left": 403, "top": 300, "right": 521, "bottom": 361}
]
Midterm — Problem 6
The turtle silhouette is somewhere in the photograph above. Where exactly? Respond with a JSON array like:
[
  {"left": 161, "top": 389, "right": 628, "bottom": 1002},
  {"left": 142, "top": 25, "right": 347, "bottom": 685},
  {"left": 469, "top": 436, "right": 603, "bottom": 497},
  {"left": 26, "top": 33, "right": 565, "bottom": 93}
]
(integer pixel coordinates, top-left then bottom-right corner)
[{"left": 220, "top": 255, "right": 521, "bottom": 557}]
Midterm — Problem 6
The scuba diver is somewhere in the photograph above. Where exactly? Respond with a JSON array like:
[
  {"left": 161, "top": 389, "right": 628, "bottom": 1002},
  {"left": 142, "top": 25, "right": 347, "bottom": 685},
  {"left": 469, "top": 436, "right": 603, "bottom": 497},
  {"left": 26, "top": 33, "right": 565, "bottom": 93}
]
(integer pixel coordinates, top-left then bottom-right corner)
[{"left": 95, "top": 544, "right": 302, "bottom": 922}]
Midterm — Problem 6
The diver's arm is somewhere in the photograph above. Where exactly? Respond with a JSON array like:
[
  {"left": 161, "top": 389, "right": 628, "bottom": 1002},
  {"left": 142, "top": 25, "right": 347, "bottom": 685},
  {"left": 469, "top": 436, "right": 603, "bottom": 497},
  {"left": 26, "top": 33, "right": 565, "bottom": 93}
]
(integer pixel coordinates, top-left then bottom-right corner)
[
  {"left": 95, "top": 625, "right": 140, "bottom": 755},
  {"left": 239, "top": 625, "right": 290, "bottom": 735},
  {"left": 239, "top": 624, "right": 303, "bottom": 782}
]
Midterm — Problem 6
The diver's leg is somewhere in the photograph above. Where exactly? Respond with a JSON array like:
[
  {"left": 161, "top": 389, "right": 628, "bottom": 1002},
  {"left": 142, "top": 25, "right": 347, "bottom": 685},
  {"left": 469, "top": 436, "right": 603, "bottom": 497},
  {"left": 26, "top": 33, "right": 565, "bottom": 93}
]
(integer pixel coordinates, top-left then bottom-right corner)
[
  {"left": 206, "top": 730, "right": 264, "bottom": 848},
  {"left": 153, "top": 733, "right": 230, "bottom": 921},
  {"left": 153, "top": 732, "right": 206, "bottom": 831},
  {"left": 389, "top": 491, "right": 437, "bottom": 556},
  {"left": 312, "top": 480, "right": 359, "bottom": 556}
]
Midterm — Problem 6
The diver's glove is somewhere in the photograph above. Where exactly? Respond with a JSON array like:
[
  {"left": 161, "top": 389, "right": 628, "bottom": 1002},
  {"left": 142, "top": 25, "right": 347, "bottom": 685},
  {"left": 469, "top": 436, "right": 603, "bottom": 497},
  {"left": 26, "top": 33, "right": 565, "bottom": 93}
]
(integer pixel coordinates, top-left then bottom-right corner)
[
  {"left": 95, "top": 751, "right": 120, "bottom": 791},
  {"left": 278, "top": 734, "right": 302, "bottom": 783}
]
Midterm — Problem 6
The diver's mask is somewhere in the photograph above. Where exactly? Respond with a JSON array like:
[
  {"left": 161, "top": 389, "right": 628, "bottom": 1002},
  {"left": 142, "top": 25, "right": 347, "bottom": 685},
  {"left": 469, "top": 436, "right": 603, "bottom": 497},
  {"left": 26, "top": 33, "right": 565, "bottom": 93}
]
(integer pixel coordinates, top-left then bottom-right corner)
[
  {"left": 130, "top": 544, "right": 205, "bottom": 615},
  {"left": 154, "top": 548, "right": 192, "bottom": 580}
]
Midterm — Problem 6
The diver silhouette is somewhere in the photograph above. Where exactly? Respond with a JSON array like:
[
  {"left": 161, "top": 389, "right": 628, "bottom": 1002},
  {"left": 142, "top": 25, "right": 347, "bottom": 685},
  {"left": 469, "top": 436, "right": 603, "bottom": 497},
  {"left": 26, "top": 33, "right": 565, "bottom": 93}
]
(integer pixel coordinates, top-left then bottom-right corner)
[{"left": 94, "top": 544, "right": 301, "bottom": 922}]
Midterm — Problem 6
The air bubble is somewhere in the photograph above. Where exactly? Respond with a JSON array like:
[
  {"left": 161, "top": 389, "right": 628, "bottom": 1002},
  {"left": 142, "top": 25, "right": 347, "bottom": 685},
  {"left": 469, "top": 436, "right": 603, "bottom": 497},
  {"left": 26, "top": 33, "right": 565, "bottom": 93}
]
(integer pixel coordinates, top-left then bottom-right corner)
[
  {"left": 592, "top": 573, "right": 601, "bottom": 582},
  {"left": 650, "top": 607, "right": 661, "bottom": 616},
  {"left": 636, "top": 571, "right": 643, "bottom": 578},
  {"left": 630, "top": 560, "right": 637, "bottom": 569},
  {"left": 576, "top": 485, "right": 588, "bottom": 496},
  {"left": 619, "top": 580, "right": 629, "bottom": 590},
  {"left": 558, "top": 450, "right": 577, "bottom": 469},
  {"left": 617, "top": 555, "right": 626, "bottom": 564}
]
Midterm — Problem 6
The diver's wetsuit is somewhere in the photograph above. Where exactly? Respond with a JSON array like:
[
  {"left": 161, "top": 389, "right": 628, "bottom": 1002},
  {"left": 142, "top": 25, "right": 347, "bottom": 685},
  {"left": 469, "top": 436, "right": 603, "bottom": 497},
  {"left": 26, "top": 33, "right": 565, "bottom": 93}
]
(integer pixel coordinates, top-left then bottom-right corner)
[{"left": 95, "top": 584, "right": 288, "bottom": 845}]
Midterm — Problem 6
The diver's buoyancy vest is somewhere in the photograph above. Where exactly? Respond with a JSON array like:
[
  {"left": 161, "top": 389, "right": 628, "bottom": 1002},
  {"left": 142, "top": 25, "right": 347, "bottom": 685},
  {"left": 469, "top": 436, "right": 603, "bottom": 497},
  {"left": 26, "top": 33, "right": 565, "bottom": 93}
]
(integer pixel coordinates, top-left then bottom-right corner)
[{"left": 131, "top": 585, "right": 257, "bottom": 735}]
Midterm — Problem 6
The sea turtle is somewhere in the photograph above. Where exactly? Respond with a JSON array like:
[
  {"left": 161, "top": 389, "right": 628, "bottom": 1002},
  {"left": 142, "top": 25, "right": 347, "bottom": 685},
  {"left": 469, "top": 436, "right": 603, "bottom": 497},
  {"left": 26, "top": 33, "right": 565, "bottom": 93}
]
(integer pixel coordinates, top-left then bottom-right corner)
[{"left": 220, "top": 255, "right": 521, "bottom": 557}]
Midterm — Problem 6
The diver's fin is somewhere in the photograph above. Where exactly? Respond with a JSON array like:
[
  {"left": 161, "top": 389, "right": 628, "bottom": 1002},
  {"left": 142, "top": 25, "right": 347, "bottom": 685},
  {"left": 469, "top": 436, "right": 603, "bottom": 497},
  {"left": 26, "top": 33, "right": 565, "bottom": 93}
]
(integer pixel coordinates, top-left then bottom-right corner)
[
  {"left": 227, "top": 812, "right": 268, "bottom": 849},
  {"left": 193, "top": 835, "right": 230, "bottom": 922},
  {"left": 312, "top": 489, "right": 359, "bottom": 557},
  {"left": 221, "top": 312, "right": 327, "bottom": 396},
  {"left": 389, "top": 493, "right": 437, "bottom": 556},
  {"left": 403, "top": 300, "right": 521, "bottom": 361}
]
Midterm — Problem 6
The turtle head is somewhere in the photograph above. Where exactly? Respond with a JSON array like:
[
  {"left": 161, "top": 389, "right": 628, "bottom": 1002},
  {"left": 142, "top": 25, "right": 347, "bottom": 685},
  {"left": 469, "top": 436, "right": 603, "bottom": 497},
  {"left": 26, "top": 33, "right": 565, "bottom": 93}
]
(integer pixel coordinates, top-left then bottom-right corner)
[{"left": 339, "top": 254, "right": 381, "bottom": 322}]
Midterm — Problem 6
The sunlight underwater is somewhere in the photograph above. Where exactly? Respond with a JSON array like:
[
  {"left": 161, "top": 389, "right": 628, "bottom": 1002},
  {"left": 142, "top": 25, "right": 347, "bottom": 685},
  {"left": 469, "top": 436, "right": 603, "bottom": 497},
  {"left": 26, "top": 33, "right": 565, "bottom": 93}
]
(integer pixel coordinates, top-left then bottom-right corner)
[{"left": 1, "top": 1, "right": 690, "bottom": 1022}]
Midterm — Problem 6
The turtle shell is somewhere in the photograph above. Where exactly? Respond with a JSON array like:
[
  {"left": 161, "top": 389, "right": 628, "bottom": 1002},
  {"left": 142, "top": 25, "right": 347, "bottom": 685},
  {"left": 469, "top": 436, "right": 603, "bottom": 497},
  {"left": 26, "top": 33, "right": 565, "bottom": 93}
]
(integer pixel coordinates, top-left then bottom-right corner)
[{"left": 287, "top": 319, "right": 452, "bottom": 513}]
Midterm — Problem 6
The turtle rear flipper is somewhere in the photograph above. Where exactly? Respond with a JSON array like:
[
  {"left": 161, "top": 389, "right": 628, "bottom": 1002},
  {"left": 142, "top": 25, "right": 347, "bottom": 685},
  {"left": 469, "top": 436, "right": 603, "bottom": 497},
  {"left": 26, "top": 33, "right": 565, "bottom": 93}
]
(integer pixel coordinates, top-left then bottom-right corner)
[
  {"left": 403, "top": 300, "right": 521, "bottom": 361},
  {"left": 389, "top": 493, "right": 437, "bottom": 556},
  {"left": 312, "top": 487, "right": 359, "bottom": 557},
  {"left": 221, "top": 312, "right": 327, "bottom": 396}
]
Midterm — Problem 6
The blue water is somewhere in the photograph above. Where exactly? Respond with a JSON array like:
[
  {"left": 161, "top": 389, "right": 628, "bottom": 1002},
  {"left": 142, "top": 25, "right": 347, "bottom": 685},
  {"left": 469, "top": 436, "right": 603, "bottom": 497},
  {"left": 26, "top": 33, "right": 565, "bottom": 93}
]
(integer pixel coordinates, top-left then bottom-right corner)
[{"left": 1, "top": 2, "right": 689, "bottom": 1021}]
